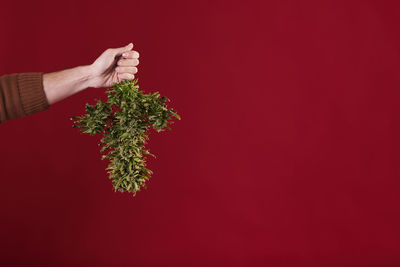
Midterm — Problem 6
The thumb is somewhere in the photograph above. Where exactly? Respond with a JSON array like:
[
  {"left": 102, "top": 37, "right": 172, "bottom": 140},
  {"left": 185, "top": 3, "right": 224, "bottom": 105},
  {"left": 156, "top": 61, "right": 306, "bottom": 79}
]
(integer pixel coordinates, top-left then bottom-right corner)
[{"left": 112, "top": 43, "right": 134, "bottom": 56}]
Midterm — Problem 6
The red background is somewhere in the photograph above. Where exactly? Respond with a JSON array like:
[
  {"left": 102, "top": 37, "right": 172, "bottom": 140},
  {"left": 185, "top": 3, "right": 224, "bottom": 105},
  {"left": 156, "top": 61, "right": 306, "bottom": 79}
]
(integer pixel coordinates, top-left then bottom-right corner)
[{"left": 1, "top": 0, "right": 400, "bottom": 266}]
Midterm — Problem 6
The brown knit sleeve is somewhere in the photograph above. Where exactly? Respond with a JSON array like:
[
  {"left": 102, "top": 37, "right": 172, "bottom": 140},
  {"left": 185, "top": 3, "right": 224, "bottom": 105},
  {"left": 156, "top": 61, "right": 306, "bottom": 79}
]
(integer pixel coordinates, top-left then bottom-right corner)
[{"left": 0, "top": 72, "right": 50, "bottom": 123}]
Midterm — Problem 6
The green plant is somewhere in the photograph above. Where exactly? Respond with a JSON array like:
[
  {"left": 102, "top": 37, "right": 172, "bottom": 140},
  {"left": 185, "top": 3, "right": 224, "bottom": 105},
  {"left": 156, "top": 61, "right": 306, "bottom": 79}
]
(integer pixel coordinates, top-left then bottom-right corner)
[{"left": 71, "top": 79, "right": 180, "bottom": 195}]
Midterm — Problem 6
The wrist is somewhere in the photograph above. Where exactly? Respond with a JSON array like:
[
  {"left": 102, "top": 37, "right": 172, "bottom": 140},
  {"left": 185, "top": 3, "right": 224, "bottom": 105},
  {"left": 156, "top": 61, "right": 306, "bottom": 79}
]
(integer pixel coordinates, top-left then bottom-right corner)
[
  {"left": 78, "top": 64, "right": 97, "bottom": 90},
  {"left": 85, "top": 64, "right": 104, "bottom": 89}
]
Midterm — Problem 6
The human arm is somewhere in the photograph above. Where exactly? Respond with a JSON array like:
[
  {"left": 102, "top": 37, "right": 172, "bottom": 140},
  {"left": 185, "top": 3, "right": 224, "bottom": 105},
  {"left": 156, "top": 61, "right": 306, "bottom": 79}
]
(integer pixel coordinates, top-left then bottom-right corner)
[{"left": 0, "top": 43, "right": 139, "bottom": 123}]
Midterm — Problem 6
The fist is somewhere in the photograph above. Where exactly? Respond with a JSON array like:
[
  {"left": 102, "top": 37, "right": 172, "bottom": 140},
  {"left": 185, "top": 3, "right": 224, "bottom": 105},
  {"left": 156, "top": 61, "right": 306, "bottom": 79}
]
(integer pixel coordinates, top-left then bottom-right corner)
[{"left": 89, "top": 43, "right": 140, "bottom": 88}]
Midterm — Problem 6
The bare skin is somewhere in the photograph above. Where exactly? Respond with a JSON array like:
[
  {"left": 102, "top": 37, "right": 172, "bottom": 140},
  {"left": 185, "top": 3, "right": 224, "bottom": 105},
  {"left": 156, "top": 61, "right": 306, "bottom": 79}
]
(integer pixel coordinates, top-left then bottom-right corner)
[{"left": 43, "top": 43, "right": 139, "bottom": 105}]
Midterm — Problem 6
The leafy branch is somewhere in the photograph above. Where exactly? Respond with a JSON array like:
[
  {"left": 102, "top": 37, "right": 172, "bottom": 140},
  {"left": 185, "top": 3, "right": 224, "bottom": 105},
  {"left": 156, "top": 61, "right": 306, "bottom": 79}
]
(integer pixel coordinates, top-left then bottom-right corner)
[{"left": 71, "top": 79, "right": 180, "bottom": 195}]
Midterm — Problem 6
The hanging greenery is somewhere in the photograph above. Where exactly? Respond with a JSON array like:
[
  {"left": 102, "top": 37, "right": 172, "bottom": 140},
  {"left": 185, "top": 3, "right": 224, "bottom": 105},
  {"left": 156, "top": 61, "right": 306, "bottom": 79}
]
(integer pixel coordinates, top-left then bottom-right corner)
[{"left": 71, "top": 79, "right": 180, "bottom": 195}]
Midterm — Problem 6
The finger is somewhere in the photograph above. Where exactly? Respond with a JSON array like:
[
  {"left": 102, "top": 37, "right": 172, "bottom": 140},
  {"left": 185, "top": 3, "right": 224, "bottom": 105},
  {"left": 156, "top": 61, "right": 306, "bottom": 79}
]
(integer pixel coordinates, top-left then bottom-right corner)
[
  {"left": 122, "top": 50, "right": 139, "bottom": 59},
  {"left": 117, "top": 58, "right": 139, "bottom": 67},
  {"left": 111, "top": 43, "right": 134, "bottom": 56},
  {"left": 115, "top": 66, "right": 138, "bottom": 74},
  {"left": 118, "top": 73, "right": 135, "bottom": 81}
]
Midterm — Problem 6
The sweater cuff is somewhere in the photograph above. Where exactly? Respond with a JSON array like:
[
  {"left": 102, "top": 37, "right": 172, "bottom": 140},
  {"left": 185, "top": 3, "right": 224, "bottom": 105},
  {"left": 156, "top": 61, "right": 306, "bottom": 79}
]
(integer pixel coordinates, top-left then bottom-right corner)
[{"left": 17, "top": 72, "right": 50, "bottom": 116}]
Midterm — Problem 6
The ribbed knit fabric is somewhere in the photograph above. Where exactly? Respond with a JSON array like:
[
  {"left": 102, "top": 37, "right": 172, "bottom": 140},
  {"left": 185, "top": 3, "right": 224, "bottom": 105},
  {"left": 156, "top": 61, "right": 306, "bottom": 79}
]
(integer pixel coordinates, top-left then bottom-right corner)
[
  {"left": 18, "top": 73, "right": 50, "bottom": 117},
  {"left": 0, "top": 72, "right": 50, "bottom": 123}
]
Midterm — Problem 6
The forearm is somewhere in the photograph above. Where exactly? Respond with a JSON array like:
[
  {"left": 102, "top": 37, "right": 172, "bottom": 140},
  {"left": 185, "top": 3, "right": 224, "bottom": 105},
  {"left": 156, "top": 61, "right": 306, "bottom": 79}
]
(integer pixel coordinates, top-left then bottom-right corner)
[{"left": 43, "top": 65, "right": 94, "bottom": 105}]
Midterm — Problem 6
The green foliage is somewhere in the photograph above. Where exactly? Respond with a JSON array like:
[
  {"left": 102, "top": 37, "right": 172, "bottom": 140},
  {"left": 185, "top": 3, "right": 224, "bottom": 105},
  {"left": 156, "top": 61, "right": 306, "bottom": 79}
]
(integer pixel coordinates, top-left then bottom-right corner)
[{"left": 71, "top": 79, "right": 180, "bottom": 195}]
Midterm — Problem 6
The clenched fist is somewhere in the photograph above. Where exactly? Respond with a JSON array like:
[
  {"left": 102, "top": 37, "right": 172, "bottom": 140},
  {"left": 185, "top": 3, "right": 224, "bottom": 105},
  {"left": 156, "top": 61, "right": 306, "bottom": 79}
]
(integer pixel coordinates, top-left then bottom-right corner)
[{"left": 90, "top": 43, "right": 140, "bottom": 88}]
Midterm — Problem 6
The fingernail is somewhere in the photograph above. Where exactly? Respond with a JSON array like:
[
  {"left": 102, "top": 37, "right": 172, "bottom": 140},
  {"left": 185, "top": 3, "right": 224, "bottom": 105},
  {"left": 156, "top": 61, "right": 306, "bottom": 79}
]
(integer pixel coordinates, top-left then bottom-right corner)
[{"left": 122, "top": 53, "right": 128, "bottom": 57}]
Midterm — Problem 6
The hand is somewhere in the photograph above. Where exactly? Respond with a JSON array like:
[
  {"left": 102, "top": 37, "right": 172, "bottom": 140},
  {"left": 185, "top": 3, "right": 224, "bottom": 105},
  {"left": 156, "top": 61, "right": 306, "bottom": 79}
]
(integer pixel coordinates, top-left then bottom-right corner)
[{"left": 89, "top": 43, "right": 140, "bottom": 88}]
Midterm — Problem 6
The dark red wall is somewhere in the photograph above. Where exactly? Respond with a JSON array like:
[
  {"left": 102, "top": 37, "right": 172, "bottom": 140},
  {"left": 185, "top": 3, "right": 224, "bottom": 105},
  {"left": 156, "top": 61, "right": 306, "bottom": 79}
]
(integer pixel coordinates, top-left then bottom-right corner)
[{"left": 1, "top": 0, "right": 400, "bottom": 266}]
